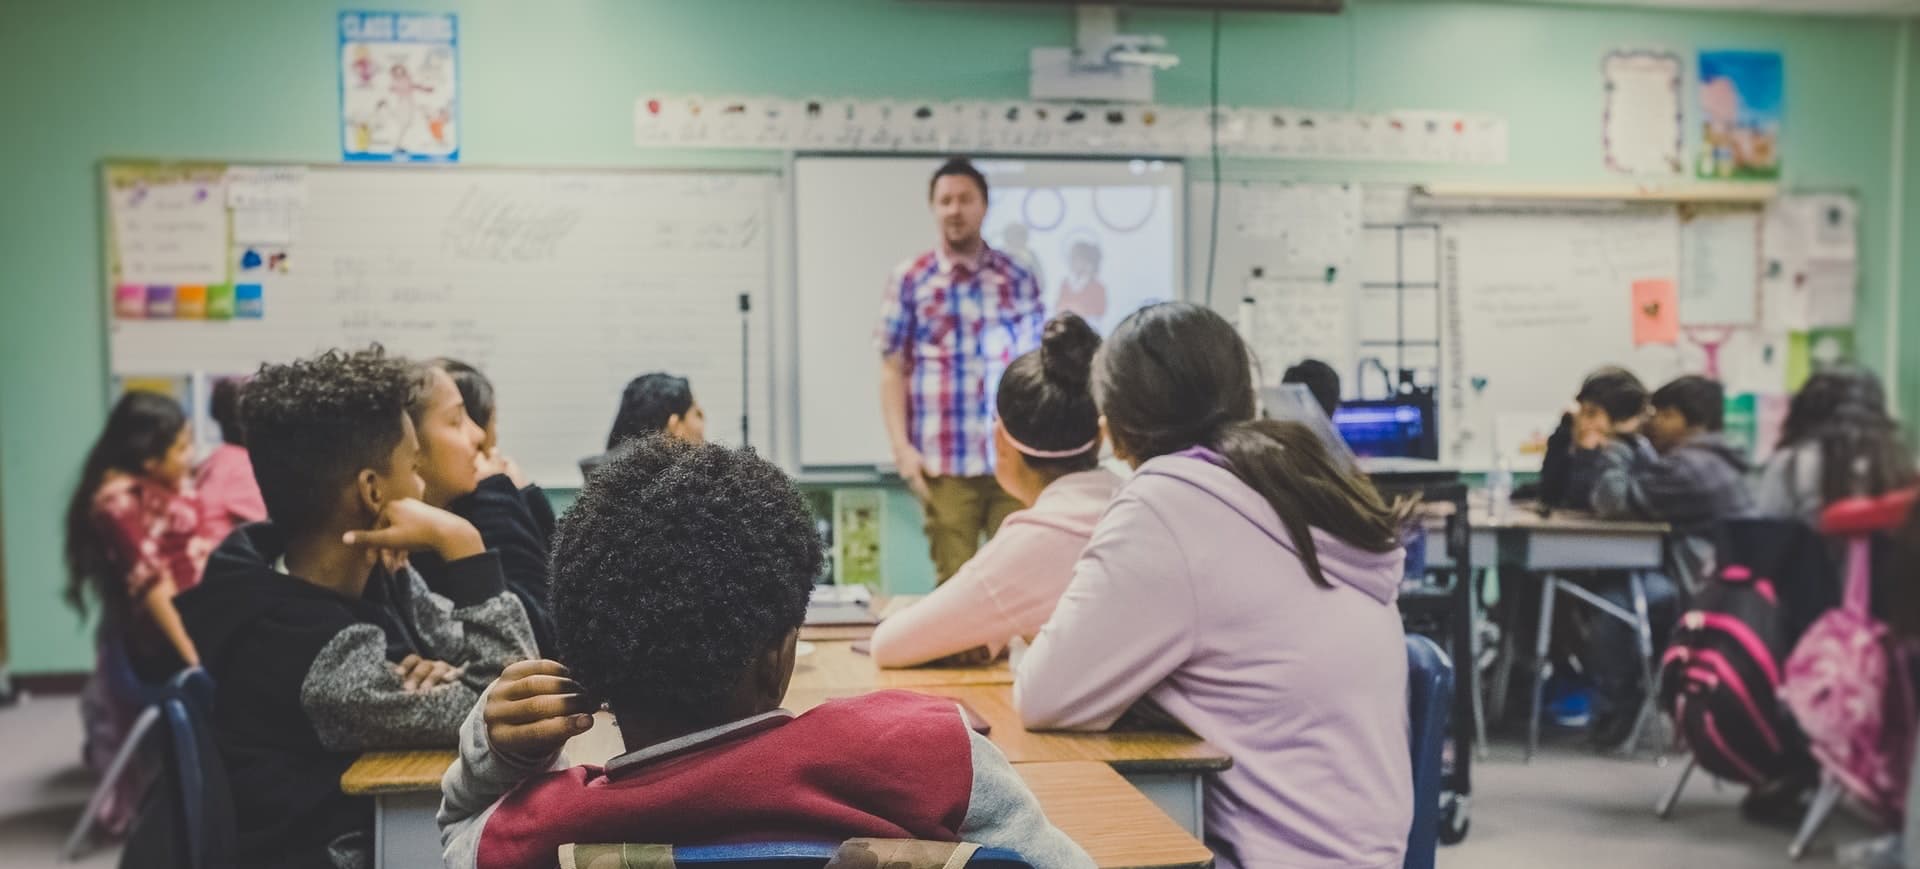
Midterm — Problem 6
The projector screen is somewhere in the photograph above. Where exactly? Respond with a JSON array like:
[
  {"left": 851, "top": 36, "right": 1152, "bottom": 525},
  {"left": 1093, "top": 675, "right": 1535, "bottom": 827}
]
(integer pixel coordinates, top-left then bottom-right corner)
[{"left": 793, "top": 156, "right": 1185, "bottom": 469}]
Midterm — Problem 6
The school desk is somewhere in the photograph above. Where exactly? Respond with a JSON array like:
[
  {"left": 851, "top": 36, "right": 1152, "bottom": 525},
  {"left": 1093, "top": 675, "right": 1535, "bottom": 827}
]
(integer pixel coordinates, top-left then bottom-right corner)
[
  {"left": 779, "top": 682, "right": 1230, "bottom": 838},
  {"left": 341, "top": 751, "right": 1214, "bottom": 869},
  {"left": 793, "top": 637, "right": 1014, "bottom": 689},
  {"left": 1425, "top": 502, "right": 1671, "bottom": 759}
]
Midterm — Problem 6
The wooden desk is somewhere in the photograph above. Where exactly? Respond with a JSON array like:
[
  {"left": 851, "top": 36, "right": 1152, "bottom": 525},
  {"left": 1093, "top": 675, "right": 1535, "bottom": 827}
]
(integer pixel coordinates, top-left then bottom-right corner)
[
  {"left": 793, "top": 640, "right": 1013, "bottom": 690},
  {"left": 343, "top": 755, "right": 1212, "bottom": 869},
  {"left": 785, "top": 683, "right": 1227, "bottom": 836},
  {"left": 798, "top": 623, "right": 876, "bottom": 642}
]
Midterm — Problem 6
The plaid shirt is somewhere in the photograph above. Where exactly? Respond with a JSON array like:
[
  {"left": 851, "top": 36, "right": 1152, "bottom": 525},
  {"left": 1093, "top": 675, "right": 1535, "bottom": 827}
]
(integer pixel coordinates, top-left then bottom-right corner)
[{"left": 876, "top": 246, "right": 1044, "bottom": 478}]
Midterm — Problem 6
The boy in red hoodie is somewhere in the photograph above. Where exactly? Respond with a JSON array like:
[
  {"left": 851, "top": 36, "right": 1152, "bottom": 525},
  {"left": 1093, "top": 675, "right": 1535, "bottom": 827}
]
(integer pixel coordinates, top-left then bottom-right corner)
[{"left": 437, "top": 436, "right": 1091, "bottom": 869}]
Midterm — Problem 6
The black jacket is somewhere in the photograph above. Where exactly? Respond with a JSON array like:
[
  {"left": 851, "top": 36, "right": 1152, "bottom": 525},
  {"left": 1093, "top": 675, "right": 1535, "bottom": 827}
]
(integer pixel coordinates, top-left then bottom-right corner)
[
  {"left": 174, "top": 523, "right": 534, "bottom": 868},
  {"left": 412, "top": 474, "right": 558, "bottom": 656}
]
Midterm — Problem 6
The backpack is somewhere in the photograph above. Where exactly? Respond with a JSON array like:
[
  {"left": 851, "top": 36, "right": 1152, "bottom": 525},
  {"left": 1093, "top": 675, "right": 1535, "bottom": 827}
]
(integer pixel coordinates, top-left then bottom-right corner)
[
  {"left": 1780, "top": 495, "right": 1920, "bottom": 825},
  {"left": 1660, "top": 559, "right": 1811, "bottom": 786}
]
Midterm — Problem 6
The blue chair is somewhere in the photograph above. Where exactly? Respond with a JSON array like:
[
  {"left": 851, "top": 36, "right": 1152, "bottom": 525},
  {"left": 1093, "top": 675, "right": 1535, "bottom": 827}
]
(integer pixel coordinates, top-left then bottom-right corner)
[
  {"left": 112, "top": 667, "right": 235, "bottom": 869},
  {"left": 63, "top": 637, "right": 175, "bottom": 859},
  {"left": 161, "top": 667, "right": 234, "bottom": 869},
  {"left": 574, "top": 842, "right": 1034, "bottom": 868},
  {"left": 1405, "top": 634, "right": 1454, "bottom": 869}
]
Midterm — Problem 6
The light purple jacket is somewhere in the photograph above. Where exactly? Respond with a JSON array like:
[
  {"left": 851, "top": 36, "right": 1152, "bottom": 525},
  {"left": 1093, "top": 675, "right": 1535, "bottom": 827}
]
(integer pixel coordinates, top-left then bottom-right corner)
[{"left": 1015, "top": 450, "right": 1412, "bottom": 869}]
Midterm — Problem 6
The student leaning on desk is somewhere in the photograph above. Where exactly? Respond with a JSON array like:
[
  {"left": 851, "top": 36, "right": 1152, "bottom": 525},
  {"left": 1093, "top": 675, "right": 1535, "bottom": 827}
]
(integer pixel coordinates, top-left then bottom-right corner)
[{"left": 439, "top": 436, "right": 1093, "bottom": 869}]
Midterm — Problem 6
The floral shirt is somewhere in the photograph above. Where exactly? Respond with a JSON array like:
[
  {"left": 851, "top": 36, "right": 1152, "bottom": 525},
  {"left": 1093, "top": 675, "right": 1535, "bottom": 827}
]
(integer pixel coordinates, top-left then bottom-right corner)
[{"left": 93, "top": 474, "right": 217, "bottom": 604}]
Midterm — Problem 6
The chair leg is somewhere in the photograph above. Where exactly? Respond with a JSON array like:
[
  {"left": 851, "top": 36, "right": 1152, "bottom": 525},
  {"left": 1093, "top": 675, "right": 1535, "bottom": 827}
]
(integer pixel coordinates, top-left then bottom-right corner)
[
  {"left": 1528, "top": 574, "right": 1558, "bottom": 763},
  {"left": 1655, "top": 755, "right": 1695, "bottom": 819},
  {"left": 63, "top": 705, "right": 161, "bottom": 860},
  {"left": 1788, "top": 775, "right": 1845, "bottom": 861},
  {"left": 1468, "top": 568, "right": 1490, "bottom": 760}
]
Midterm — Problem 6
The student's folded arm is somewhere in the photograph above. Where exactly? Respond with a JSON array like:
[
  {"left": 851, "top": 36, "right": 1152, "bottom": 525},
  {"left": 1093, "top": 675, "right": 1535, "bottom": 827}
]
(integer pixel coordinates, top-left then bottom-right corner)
[
  {"left": 1587, "top": 441, "right": 1646, "bottom": 519},
  {"left": 1014, "top": 496, "right": 1194, "bottom": 731},
  {"left": 403, "top": 555, "right": 537, "bottom": 688},
  {"left": 956, "top": 730, "right": 1095, "bottom": 869},
  {"left": 869, "top": 524, "right": 1037, "bottom": 668},
  {"left": 438, "top": 683, "right": 568, "bottom": 869},
  {"left": 299, "top": 623, "right": 487, "bottom": 751},
  {"left": 461, "top": 475, "right": 558, "bottom": 653}
]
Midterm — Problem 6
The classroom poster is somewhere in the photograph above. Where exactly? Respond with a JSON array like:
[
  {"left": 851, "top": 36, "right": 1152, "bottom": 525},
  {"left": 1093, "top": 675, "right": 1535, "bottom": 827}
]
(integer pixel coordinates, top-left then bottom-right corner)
[
  {"left": 1602, "top": 50, "right": 1684, "bottom": 175},
  {"left": 1696, "top": 50, "right": 1782, "bottom": 180},
  {"left": 1632, "top": 278, "right": 1680, "bottom": 345},
  {"left": 340, "top": 12, "right": 458, "bottom": 163},
  {"left": 1786, "top": 328, "right": 1854, "bottom": 391},
  {"left": 832, "top": 489, "right": 884, "bottom": 590}
]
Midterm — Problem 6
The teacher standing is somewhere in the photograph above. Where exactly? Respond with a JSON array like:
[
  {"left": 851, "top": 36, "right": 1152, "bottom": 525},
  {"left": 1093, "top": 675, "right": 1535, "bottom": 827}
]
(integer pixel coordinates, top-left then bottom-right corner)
[{"left": 877, "top": 158, "right": 1046, "bottom": 583}]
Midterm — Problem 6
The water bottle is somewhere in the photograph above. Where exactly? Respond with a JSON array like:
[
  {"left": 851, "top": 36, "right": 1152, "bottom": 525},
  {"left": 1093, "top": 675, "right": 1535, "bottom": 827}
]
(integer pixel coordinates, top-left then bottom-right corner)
[{"left": 1488, "top": 457, "right": 1514, "bottom": 525}]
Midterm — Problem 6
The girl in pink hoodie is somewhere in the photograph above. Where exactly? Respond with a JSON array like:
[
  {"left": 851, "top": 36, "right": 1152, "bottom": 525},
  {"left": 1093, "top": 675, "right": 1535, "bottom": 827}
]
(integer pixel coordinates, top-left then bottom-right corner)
[
  {"left": 1016, "top": 302, "right": 1414, "bottom": 869},
  {"left": 871, "top": 313, "right": 1120, "bottom": 668}
]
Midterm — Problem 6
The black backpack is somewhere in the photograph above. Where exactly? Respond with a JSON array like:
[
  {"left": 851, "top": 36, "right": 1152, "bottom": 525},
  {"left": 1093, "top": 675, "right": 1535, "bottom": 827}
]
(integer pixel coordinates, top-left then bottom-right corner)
[{"left": 1658, "top": 519, "right": 1831, "bottom": 785}]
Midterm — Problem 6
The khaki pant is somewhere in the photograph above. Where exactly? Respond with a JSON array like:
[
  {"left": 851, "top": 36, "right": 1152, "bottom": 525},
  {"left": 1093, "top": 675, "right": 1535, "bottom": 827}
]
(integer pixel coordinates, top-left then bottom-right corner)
[{"left": 922, "top": 474, "right": 1024, "bottom": 584}]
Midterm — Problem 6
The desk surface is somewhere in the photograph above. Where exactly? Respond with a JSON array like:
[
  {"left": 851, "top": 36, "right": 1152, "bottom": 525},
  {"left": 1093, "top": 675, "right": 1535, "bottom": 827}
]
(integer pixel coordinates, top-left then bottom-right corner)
[
  {"left": 784, "top": 683, "right": 1231, "bottom": 773},
  {"left": 1423, "top": 500, "right": 1670, "bottom": 535},
  {"left": 344, "top": 757, "right": 1209, "bottom": 869},
  {"left": 794, "top": 639, "right": 1014, "bottom": 689},
  {"left": 1016, "top": 762, "right": 1215, "bottom": 869}
]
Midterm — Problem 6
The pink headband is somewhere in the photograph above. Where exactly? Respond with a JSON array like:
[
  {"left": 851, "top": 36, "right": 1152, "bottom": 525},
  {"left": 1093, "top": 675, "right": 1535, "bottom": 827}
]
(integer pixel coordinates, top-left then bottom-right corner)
[{"left": 1004, "top": 430, "right": 1099, "bottom": 459}]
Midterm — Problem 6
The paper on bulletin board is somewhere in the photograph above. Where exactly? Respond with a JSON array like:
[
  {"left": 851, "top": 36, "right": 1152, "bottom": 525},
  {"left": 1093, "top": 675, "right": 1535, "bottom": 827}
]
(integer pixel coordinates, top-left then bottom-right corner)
[
  {"left": 1713, "top": 328, "right": 1788, "bottom": 395},
  {"left": 1632, "top": 278, "right": 1680, "bottom": 345},
  {"left": 1696, "top": 50, "right": 1783, "bottom": 180},
  {"left": 108, "top": 167, "right": 229, "bottom": 288},
  {"left": 1232, "top": 182, "right": 1362, "bottom": 277},
  {"left": 340, "top": 11, "right": 459, "bottom": 162},
  {"left": 1679, "top": 208, "right": 1759, "bottom": 326},
  {"left": 1786, "top": 328, "right": 1855, "bottom": 391},
  {"left": 1495, "top": 410, "right": 1561, "bottom": 471},
  {"left": 1762, "top": 194, "right": 1857, "bottom": 330},
  {"left": 1602, "top": 50, "right": 1684, "bottom": 175}
]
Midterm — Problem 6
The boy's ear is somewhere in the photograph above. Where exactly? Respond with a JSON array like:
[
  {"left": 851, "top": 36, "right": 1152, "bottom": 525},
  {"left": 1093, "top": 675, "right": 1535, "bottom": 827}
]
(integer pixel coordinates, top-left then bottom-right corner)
[
  {"left": 755, "top": 630, "right": 799, "bottom": 708},
  {"left": 353, "top": 468, "right": 386, "bottom": 523}
]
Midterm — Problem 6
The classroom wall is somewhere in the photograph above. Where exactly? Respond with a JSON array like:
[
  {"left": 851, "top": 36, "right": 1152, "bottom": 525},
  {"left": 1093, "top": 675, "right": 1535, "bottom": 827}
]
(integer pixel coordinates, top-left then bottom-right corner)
[{"left": 0, "top": 0, "right": 1908, "bottom": 674}]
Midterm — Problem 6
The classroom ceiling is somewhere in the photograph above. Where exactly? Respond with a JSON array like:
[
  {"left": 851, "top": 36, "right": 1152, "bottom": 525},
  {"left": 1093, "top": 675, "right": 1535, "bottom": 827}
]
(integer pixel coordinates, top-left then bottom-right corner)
[{"left": 1509, "top": 0, "right": 1920, "bottom": 15}]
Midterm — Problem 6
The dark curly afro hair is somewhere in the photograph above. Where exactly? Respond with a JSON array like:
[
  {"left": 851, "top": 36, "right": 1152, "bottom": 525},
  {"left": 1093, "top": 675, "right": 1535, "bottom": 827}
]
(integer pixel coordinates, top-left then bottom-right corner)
[
  {"left": 550, "top": 435, "right": 822, "bottom": 725},
  {"left": 243, "top": 346, "right": 415, "bottom": 534}
]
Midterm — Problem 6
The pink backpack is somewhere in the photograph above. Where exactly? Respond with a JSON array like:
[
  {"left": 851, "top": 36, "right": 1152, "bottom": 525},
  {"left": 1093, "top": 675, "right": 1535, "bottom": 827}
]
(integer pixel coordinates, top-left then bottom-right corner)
[{"left": 1780, "top": 494, "right": 1919, "bottom": 825}]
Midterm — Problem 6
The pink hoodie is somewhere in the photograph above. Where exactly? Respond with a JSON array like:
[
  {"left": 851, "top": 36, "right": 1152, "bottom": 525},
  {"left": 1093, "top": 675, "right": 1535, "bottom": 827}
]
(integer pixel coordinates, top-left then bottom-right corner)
[
  {"left": 1016, "top": 451, "right": 1411, "bottom": 869},
  {"left": 871, "top": 469, "right": 1120, "bottom": 668}
]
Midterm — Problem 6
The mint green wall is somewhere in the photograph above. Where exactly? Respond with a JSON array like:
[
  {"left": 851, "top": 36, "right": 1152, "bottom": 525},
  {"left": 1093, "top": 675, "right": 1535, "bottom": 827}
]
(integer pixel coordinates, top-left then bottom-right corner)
[{"left": 0, "top": 0, "right": 1907, "bottom": 673}]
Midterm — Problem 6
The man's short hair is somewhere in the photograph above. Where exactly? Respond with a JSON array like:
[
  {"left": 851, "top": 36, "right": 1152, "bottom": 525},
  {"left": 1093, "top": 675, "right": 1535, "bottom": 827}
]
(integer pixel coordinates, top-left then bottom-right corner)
[
  {"left": 1652, "top": 375, "right": 1726, "bottom": 432},
  {"left": 550, "top": 436, "right": 823, "bottom": 727},
  {"left": 1576, "top": 367, "right": 1649, "bottom": 423},
  {"left": 243, "top": 347, "right": 415, "bottom": 533},
  {"left": 929, "top": 157, "right": 988, "bottom": 202}
]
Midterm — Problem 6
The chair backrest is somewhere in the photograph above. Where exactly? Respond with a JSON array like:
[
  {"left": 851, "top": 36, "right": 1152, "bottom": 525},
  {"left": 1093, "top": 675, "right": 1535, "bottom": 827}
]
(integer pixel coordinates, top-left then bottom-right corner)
[
  {"left": 563, "top": 841, "right": 1034, "bottom": 869},
  {"left": 161, "top": 668, "right": 235, "bottom": 869},
  {"left": 1403, "top": 634, "right": 1453, "bottom": 869}
]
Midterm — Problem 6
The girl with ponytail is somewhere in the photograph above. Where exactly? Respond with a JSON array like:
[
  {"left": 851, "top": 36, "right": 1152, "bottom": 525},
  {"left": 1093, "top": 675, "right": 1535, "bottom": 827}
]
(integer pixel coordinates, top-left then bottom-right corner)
[
  {"left": 1015, "top": 301, "right": 1415, "bottom": 869},
  {"left": 870, "top": 313, "right": 1120, "bottom": 668}
]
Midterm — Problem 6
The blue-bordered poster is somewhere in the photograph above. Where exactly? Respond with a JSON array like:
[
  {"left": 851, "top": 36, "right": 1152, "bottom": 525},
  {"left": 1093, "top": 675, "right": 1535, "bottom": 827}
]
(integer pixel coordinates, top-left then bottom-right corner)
[{"left": 340, "top": 12, "right": 459, "bottom": 163}]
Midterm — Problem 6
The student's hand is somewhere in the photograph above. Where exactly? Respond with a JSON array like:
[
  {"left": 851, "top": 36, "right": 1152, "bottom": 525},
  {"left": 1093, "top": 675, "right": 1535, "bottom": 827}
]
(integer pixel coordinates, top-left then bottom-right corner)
[
  {"left": 892, "top": 444, "right": 932, "bottom": 502},
  {"left": 475, "top": 449, "right": 530, "bottom": 489},
  {"left": 1615, "top": 408, "right": 1651, "bottom": 436},
  {"left": 343, "top": 498, "right": 486, "bottom": 561},
  {"left": 1573, "top": 406, "right": 1613, "bottom": 450},
  {"left": 393, "top": 654, "right": 465, "bottom": 693},
  {"left": 485, "top": 660, "right": 597, "bottom": 759}
]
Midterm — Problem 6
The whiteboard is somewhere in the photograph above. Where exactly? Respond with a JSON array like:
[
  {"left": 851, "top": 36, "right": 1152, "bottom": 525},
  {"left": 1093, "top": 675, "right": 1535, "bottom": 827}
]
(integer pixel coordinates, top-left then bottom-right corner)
[
  {"left": 109, "top": 165, "right": 777, "bottom": 487},
  {"left": 1441, "top": 207, "right": 1687, "bottom": 467},
  {"left": 793, "top": 156, "right": 1185, "bottom": 469}
]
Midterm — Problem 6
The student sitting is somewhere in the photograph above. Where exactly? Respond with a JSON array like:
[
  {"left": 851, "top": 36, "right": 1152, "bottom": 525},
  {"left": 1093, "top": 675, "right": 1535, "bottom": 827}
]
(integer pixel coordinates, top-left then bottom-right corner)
[
  {"left": 1755, "top": 367, "right": 1915, "bottom": 525},
  {"left": 408, "top": 359, "right": 559, "bottom": 656},
  {"left": 579, "top": 372, "right": 705, "bottom": 477},
  {"left": 1014, "top": 302, "right": 1413, "bottom": 869},
  {"left": 1529, "top": 367, "right": 1648, "bottom": 510},
  {"left": 870, "top": 314, "right": 1118, "bottom": 668},
  {"left": 439, "top": 436, "right": 1092, "bottom": 869},
  {"left": 1573, "top": 375, "right": 1754, "bottom": 743},
  {"left": 194, "top": 377, "right": 267, "bottom": 543},
  {"left": 439, "top": 358, "right": 559, "bottom": 542},
  {"left": 174, "top": 347, "right": 535, "bottom": 868},
  {"left": 65, "top": 391, "right": 214, "bottom": 835},
  {"left": 1281, "top": 357, "right": 1341, "bottom": 420}
]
